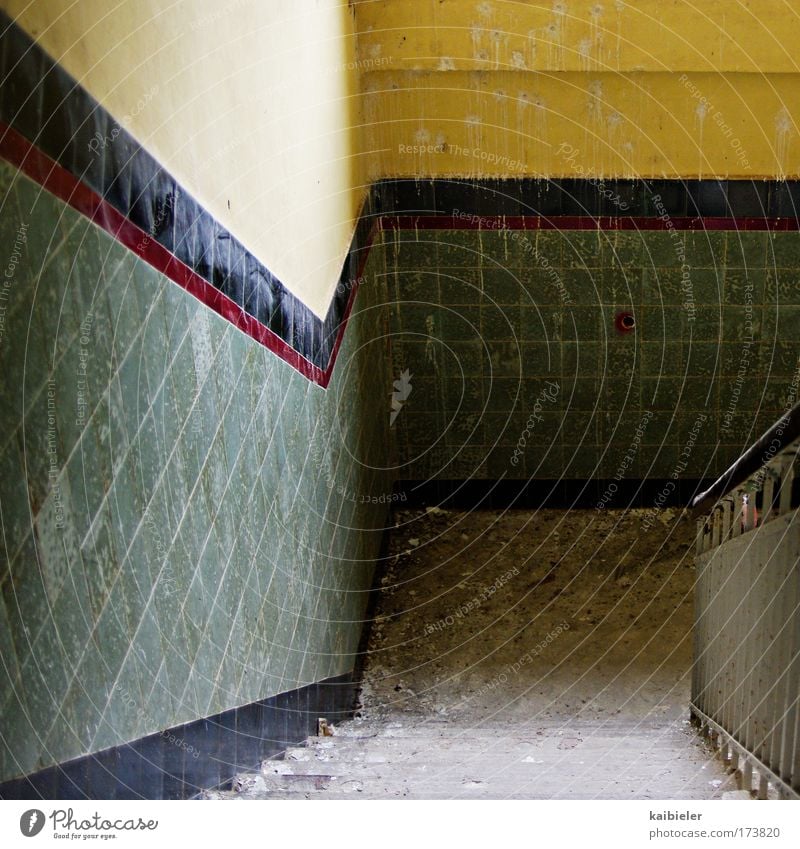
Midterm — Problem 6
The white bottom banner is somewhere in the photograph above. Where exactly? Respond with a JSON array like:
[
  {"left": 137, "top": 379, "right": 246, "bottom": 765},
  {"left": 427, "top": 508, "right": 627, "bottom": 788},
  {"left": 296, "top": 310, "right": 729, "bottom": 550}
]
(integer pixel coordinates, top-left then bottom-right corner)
[{"left": 1, "top": 800, "right": 798, "bottom": 849}]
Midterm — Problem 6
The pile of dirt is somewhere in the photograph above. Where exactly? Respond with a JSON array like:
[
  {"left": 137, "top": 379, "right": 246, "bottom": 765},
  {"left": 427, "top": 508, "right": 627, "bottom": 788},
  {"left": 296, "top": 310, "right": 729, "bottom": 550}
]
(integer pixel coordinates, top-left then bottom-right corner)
[{"left": 358, "top": 507, "right": 697, "bottom": 728}]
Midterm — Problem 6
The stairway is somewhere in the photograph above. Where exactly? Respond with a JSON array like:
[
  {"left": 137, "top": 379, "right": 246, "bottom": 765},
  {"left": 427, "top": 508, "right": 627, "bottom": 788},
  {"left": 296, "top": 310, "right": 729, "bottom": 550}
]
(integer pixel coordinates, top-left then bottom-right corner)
[
  {"left": 206, "top": 507, "right": 741, "bottom": 800},
  {"left": 204, "top": 717, "right": 739, "bottom": 800}
]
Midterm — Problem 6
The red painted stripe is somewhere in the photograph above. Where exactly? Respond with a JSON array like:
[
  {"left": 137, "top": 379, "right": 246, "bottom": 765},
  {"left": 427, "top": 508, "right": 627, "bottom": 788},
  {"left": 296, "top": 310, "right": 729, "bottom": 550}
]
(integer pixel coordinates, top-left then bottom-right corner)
[
  {"left": 4, "top": 118, "right": 795, "bottom": 390},
  {"left": 384, "top": 214, "right": 800, "bottom": 231},
  {"left": 0, "top": 120, "right": 376, "bottom": 387},
  {"left": 320, "top": 223, "right": 381, "bottom": 388}
]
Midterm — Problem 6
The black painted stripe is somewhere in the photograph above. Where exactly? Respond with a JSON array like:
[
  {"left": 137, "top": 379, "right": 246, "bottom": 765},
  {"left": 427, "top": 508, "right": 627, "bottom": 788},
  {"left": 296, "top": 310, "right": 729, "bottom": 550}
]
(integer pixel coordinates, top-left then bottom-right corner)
[
  {"left": 0, "top": 11, "right": 372, "bottom": 382},
  {"left": 0, "top": 673, "right": 358, "bottom": 800},
  {"left": 373, "top": 177, "right": 800, "bottom": 220},
  {"left": 3, "top": 10, "right": 798, "bottom": 388}
]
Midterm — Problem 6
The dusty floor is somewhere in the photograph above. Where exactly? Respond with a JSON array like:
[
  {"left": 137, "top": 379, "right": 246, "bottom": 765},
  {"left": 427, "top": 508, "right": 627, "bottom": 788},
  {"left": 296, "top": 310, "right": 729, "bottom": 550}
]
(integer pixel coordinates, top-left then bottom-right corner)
[
  {"left": 358, "top": 506, "right": 699, "bottom": 727},
  {"left": 211, "top": 506, "right": 741, "bottom": 799}
]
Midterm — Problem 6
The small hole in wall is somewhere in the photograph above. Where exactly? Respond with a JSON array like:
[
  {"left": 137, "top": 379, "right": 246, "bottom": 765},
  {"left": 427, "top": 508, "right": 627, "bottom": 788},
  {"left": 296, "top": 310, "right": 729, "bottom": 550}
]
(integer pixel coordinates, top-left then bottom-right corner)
[{"left": 615, "top": 311, "right": 636, "bottom": 334}]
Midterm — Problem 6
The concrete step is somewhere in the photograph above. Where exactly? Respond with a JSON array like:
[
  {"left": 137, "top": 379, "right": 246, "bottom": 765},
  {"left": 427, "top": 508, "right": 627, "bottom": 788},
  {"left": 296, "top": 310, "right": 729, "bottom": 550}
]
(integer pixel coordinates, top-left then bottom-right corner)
[
  {"left": 210, "top": 789, "right": 732, "bottom": 800},
  {"left": 239, "top": 730, "right": 735, "bottom": 800},
  {"left": 270, "top": 758, "right": 716, "bottom": 782},
  {"left": 284, "top": 733, "right": 711, "bottom": 762},
  {"left": 329, "top": 720, "right": 696, "bottom": 739},
  {"left": 212, "top": 718, "right": 736, "bottom": 800},
  {"left": 209, "top": 769, "right": 736, "bottom": 801}
]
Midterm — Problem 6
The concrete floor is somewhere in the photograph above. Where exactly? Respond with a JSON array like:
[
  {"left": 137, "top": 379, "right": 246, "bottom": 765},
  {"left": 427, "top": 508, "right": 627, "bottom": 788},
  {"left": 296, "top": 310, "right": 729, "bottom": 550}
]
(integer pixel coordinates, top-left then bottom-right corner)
[{"left": 210, "top": 507, "right": 739, "bottom": 799}]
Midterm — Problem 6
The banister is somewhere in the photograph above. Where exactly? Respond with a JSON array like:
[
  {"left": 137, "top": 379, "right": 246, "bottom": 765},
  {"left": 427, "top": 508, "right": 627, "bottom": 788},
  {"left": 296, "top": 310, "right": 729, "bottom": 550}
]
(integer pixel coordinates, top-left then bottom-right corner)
[{"left": 691, "top": 400, "right": 800, "bottom": 514}]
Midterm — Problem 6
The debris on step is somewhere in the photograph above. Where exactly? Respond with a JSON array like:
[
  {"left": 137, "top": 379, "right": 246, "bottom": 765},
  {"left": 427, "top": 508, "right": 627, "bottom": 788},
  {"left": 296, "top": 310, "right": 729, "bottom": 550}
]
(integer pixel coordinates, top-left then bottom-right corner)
[
  {"left": 232, "top": 774, "right": 268, "bottom": 795},
  {"left": 722, "top": 790, "right": 753, "bottom": 800},
  {"left": 262, "top": 761, "right": 295, "bottom": 776},
  {"left": 317, "top": 717, "right": 335, "bottom": 736}
]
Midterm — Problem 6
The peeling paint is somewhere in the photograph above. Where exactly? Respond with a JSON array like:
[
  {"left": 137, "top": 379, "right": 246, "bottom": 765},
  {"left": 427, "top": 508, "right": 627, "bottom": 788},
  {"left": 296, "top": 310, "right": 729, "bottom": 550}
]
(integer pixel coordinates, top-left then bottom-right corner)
[
  {"left": 695, "top": 102, "right": 707, "bottom": 177},
  {"left": 578, "top": 38, "right": 593, "bottom": 70},
  {"left": 775, "top": 107, "right": 795, "bottom": 177}
]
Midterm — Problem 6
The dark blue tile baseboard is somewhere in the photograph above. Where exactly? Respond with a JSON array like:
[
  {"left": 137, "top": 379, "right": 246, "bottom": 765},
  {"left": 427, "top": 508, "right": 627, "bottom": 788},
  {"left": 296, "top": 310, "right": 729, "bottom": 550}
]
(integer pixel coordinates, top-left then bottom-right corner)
[{"left": 0, "top": 673, "right": 359, "bottom": 800}]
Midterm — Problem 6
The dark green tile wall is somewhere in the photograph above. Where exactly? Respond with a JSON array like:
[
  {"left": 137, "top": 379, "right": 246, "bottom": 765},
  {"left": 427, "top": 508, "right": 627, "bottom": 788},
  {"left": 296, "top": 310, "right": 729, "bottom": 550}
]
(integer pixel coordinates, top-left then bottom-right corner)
[
  {"left": 0, "top": 160, "right": 392, "bottom": 783},
  {"left": 385, "top": 227, "right": 800, "bottom": 481}
]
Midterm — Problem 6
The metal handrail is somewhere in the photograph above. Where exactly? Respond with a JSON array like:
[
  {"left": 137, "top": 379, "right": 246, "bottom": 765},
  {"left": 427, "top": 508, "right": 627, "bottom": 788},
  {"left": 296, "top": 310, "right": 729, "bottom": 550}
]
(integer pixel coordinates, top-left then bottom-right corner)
[
  {"left": 691, "top": 423, "right": 800, "bottom": 799},
  {"left": 691, "top": 400, "right": 800, "bottom": 514}
]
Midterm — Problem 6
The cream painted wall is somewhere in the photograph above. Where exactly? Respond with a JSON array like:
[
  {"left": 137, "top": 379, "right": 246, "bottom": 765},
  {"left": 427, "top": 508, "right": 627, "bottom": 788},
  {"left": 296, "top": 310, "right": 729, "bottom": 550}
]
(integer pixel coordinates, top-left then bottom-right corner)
[{"left": 3, "top": 0, "right": 364, "bottom": 318}]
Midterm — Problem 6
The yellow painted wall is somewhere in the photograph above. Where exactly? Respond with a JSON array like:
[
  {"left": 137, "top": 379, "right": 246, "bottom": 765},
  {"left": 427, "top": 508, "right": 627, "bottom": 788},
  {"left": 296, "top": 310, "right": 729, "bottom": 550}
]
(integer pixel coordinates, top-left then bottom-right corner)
[
  {"left": 355, "top": 0, "right": 800, "bottom": 179},
  {"left": 3, "top": 0, "right": 364, "bottom": 318},
  {"left": 362, "top": 70, "right": 799, "bottom": 179},
  {"left": 355, "top": 0, "right": 800, "bottom": 74},
  {"left": 4, "top": 0, "right": 799, "bottom": 317}
]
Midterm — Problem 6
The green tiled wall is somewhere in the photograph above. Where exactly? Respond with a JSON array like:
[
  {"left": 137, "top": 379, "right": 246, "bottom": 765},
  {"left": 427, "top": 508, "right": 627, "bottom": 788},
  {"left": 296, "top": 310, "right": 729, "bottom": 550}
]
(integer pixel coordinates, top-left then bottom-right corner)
[
  {"left": 385, "top": 227, "right": 800, "bottom": 481},
  {"left": 0, "top": 160, "right": 392, "bottom": 782}
]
